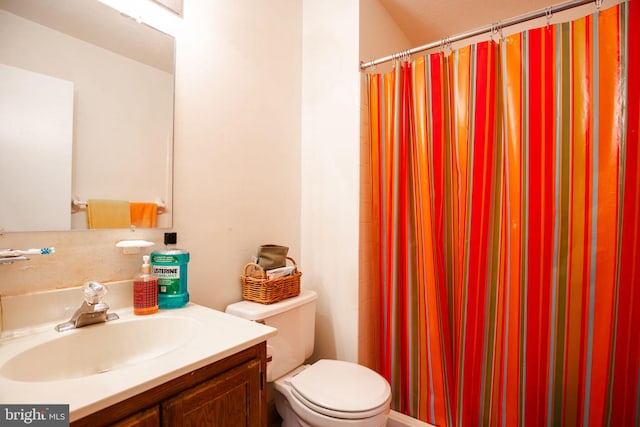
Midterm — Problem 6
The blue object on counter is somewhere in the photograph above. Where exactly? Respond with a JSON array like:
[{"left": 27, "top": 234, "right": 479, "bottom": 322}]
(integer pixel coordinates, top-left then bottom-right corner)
[{"left": 151, "top": 233, "right": 190, "bottom": 309}]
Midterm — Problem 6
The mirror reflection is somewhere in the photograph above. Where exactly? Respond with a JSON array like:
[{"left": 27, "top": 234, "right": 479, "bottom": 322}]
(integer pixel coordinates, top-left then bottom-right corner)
[{"left": 0, "top": 0, "right": 175, "bottom": 232}]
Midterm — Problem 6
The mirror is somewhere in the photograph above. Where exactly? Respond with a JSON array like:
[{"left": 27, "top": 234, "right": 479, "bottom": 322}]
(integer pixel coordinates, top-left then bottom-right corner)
[{"left": 0, "top": 0, "right": 175, "bottom": 232}]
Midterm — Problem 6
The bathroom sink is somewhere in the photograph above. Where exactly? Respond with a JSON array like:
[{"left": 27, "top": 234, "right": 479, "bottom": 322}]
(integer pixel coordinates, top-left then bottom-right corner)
[
  {"left": 0, "top": 316, "right": 200, "bottom": 382},
  {"left": 0, "top": 284, "right": 277, "bottom": 421}
]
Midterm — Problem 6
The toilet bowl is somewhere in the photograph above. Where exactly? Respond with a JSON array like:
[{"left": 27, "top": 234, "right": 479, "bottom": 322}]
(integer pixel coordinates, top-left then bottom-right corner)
[
  {"left": 225, "top": 290, "right": 391, "bottom": 427},
  {"left": 273, "top": 360, "right": 391, "bottom": 427}
]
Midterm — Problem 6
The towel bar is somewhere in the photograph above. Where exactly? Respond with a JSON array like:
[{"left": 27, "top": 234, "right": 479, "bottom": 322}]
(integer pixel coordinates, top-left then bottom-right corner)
[{"left": 72, "top": 199, "right": 167, "bottom": 214}]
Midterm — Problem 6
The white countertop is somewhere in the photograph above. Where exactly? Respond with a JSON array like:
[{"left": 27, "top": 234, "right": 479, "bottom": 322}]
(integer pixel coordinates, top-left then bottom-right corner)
[{"left": 0, "top": 283, "right": 277, "bottom": 421}]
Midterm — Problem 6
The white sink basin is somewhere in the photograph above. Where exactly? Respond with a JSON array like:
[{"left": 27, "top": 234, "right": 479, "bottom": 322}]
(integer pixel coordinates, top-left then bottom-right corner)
[{"left": 1, "top": 316, "right": 199, "bottom": 382}]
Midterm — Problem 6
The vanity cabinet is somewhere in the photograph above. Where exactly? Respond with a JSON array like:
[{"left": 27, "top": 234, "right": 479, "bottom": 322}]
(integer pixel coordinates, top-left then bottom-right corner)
[
  {"left": 162, "top": 358, "right": 261, "bottom": 426},
  {"left": 71, "top": 343, "right": 266, "bottom": 427}
]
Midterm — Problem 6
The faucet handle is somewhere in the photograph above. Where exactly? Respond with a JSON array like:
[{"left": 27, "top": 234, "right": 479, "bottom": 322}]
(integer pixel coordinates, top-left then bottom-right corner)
[{"left": 83, "top": 281, "right": 107, "bottom": 304}]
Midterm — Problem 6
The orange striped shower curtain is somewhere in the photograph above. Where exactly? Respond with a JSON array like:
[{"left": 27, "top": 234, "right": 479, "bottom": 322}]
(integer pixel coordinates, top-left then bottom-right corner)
[{"left": 366, "top": 2, "right": 639, "bottom": 426}]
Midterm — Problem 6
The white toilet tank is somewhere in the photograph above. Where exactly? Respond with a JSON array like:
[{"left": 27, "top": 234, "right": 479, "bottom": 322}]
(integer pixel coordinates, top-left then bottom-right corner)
[{"left": 225, "top": 289, "right": 317, "bottom": 382}]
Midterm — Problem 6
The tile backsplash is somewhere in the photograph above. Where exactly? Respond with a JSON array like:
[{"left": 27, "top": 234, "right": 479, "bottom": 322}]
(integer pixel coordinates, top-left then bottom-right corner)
[
  {"left": 0, "top": 229, "right": 166, "bottom": 296},
  {"left": 0, "top": 280, "right": 133, "bottom": 336}
]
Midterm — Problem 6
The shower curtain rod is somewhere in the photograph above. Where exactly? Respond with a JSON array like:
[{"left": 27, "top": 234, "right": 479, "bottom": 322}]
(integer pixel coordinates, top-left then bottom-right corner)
[{"left": 360, "top": 0, "right": 597, "bottom": 70}]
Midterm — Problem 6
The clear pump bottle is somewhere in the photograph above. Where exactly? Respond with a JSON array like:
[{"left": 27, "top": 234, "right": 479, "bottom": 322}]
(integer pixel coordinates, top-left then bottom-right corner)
[{"left": 134, "top": 255, "right": 159, "bottom": 315}]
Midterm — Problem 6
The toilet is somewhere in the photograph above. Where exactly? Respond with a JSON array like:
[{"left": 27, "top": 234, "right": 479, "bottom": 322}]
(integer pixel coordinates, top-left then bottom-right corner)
[{"left": 225, "top": 289, "right": 391, "bottom": 427}]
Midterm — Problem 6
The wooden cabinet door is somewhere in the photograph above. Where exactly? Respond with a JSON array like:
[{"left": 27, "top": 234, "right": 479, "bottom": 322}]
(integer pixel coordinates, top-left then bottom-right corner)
[
  {"left": 162, "top": 359, "right": 262, "bottom": 427},
  {"left": 111, "top": 406, "right": 160, "bottom": 427}
]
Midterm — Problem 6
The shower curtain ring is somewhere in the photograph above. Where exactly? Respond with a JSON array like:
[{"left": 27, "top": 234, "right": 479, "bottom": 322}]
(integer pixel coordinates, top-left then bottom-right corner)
[
  {"left": 595, "top": 0, "right": 603, "bottom": 10},
  {"left": 490, "top": 23, "right": 499, "bottom": 41},
  {"left": 545, "top": 7, "right": 553, "bottom": 27}
]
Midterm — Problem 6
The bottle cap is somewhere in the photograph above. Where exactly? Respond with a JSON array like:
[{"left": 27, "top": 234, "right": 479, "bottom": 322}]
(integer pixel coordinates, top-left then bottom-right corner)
[{"left": 164, "top": 232, "right": 177, "bottom": 245}]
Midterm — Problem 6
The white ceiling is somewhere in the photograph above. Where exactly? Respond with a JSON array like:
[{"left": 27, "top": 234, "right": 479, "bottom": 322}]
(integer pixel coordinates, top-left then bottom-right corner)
[{"left": 378, "top": 0, "right": 576, "bottom": 45}]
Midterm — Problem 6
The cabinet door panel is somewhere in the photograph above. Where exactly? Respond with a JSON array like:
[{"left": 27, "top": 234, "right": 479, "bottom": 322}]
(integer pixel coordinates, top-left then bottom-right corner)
[
  {"left": 111, "top": 406, "right": 160, "bottom": 427},
  {"left": 162, "top": 359, "right": 261, "bottom": 427}
]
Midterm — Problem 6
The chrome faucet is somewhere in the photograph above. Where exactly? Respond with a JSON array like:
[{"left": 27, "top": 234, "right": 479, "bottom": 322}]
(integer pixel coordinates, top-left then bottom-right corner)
[{"left": 55, "top": 282, "right": 119, "bottom": 332}]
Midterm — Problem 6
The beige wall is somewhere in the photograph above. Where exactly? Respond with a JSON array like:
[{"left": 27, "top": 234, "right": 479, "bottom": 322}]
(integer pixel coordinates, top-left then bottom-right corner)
[
  {"left": 162, "top": 0, "right": 303, "bottom": 311},
  {"left": 359, "top": 0, "right": 411, "bottom": 73},
  {"left": 301, "top": 0, "right": 360, "bottom": 363}
]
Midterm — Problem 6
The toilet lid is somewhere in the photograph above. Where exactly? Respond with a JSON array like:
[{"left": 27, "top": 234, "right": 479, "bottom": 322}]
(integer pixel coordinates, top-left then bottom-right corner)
[{"left": 289, "top": 359, "right": 391, "bottom": 417}]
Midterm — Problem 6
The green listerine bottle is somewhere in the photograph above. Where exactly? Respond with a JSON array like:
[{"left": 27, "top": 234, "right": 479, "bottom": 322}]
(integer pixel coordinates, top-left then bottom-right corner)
[{"left": 151, "top": 232, "right": 190, "bottom": 309}]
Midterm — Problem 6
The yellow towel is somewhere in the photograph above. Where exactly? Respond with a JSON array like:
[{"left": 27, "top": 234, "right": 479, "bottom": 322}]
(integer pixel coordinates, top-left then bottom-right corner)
[
  {"left": 130, "top": 202, "right": 158, "bottom": 228},
  {"left": 86, "top": 200, "right": 131, "bottom": 229}
]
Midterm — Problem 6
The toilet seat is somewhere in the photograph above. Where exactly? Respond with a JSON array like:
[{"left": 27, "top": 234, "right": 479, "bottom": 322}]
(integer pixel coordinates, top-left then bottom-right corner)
[{"left": 288, "top": 359, "right": 391, "bottom": 419}]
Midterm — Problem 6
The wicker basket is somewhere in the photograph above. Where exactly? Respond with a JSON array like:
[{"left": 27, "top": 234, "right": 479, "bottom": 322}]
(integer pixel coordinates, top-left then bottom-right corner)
[{"left": 240, "top": 256, "right": 301, "bottom": 304}]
